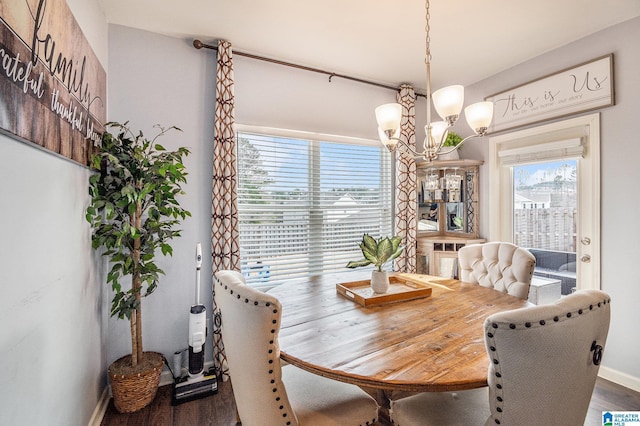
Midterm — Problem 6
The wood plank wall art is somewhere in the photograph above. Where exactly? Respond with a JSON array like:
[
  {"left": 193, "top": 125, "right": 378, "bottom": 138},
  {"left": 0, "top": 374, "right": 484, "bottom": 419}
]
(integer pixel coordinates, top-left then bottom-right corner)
[
  {"left": 485, "top": 54, "right": 614, "bottom": 133},
  {"left": 0, "top": 0, "right": 106, "bottom": 166}
]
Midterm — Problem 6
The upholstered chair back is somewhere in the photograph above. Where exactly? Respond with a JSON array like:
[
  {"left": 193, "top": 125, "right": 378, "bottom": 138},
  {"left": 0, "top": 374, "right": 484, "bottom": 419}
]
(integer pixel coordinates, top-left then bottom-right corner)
[
  {"left": 484, "top": 289, "right": 611, "bottom": 426},
  {"left": 458, "top": 242, "right": 536, "bottom": 299},
  {"left": 215, "top": 270, "right": 299, "bottom": 426}
]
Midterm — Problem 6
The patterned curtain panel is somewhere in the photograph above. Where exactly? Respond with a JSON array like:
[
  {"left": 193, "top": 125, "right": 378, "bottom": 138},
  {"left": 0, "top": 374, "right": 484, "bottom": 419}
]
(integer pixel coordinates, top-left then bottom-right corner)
[
  {"left": 394, "top": 84, "right": 418, "bottom": 273},
  {"left": 211, "top": 40, "right": 240, "bottom": 380}
]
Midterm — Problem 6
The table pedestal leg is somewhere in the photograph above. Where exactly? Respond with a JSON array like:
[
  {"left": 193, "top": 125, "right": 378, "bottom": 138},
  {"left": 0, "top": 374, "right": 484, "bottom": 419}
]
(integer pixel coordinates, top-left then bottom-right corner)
[{"left": 359, "top": 387, "right": 391, "bottom": 425}]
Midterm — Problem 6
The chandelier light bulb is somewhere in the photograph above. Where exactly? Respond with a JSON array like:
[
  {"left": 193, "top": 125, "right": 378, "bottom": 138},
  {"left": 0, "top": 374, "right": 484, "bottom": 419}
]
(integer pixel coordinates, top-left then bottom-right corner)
[
  {"left": 424, "top": 121, "right": 448, "bottom": 150},
  {"left": 432, "top": 85, "right": 464, "bottom": 124},
  {"left": 465, "top": 101, "right": 494, "bottom": 135},
  {"left": 375, "top": 103, "right": 403, "bottom": 136},
  {"left": 378, "top": 126, "right": 400, "bottom": 152}
]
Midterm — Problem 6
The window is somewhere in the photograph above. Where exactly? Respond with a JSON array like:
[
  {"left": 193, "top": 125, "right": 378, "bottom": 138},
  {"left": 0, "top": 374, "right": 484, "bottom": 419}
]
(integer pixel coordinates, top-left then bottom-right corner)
[{"left": 236, "top": 127, "right": 393, "bottom": 288}]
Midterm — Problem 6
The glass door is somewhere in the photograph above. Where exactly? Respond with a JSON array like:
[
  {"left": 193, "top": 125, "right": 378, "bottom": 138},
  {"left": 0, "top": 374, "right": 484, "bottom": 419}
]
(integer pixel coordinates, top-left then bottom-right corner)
[
  {"left": 513, "top": 160, "right": 577, "bottom": 295},
  {"left": 489, "top": 114, "right": 601, "bottom": 292}
]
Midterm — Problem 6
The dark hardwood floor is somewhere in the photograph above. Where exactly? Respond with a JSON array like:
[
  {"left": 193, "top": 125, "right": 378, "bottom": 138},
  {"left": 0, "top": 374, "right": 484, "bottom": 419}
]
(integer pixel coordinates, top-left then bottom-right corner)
[
  {"left": 101, "top": 379, "right": 237, "bottom": 426},
  {"left": 585, "top": 378, "right": 640, "bottom": 426},
  {"left": 101, "top": 377, "right": 640, "bottom": 425}
]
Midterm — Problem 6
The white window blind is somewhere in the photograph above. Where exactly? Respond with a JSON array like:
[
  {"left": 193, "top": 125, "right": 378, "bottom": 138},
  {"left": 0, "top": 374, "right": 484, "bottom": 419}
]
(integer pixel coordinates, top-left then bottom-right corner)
[
  {"left": 498, "top": 138, "right": 584, "bottom": 166},
  {"left": 236, "top": 129, "right": 393, "bottom": 288}
]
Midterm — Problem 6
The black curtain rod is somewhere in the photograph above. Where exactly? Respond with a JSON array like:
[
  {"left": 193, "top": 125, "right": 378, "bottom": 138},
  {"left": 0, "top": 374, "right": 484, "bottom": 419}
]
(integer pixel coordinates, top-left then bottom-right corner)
[{"left": 193, "top": 39, "right": 426, "bottom": 98}]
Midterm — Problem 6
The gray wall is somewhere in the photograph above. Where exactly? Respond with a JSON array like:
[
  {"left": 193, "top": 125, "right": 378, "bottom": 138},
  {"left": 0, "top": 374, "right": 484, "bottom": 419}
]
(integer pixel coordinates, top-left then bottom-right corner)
[
  {"left": 465, "top": 17, "right": 640, "bottom": 388},
  {"left": 0, "top": 0, "right": 108, "bottom": 424},
  {"left": 106, "top": 25, "right": 218, "bottom": 368},
  {"left": 233, "top": 47, "right": 399, "bottom": 138}
]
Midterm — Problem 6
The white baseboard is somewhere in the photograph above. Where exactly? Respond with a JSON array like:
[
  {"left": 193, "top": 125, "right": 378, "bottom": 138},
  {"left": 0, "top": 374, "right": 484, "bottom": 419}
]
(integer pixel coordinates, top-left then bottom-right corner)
[
  {"left": 88, "top": 386, "right": 111, "bottom": 426},
  {"left": 599, "top": 366, "right": 640, "bottom": 393},
  {"left": 159, "top": 369, "right": 176, "bottom": 387}
]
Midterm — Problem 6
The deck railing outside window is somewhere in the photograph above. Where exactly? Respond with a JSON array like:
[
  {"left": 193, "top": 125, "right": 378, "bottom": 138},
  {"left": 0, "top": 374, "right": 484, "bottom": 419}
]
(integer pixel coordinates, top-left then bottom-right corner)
[{"left": 237, "top": 131, "right": 393, "bottom": 288}]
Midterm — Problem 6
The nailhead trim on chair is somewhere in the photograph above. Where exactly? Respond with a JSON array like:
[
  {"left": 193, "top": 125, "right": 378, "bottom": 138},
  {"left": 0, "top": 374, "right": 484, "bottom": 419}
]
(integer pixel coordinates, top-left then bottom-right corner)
[
  {"left": 217, "top": 279, "right": 296, "bottom": 425},
  {"left": 485, "top": 296, "right": 611, "bottom": 425}
]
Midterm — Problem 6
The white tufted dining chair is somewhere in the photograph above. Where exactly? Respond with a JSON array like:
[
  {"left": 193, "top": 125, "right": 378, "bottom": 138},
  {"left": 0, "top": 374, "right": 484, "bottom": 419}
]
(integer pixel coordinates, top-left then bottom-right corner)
[
  {"left": 214, "top": 270, "right": 378, "bottom": 426},
  {"left": 458, "top": 242, "right": 536, "bottom": 300},
  {"left": 390, "top": 289, "right": 611, "bottom": 426}
]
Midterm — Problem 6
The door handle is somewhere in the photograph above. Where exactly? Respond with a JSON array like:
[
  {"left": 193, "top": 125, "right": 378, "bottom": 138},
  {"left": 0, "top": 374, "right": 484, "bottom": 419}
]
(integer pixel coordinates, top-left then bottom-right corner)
[{"left": 581, "top": 255, "right": 591, "bottom": 263}]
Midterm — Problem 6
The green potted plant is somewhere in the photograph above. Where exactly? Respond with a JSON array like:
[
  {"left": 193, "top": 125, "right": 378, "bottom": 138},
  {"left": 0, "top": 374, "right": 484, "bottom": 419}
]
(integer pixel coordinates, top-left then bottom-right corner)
[
  {"left": 346, "top": 234, "right": 404, "bottom": 293},
  {"left": 438, "top": 131, "right": 463, "bottom": 160},
  {"left": 86, "top": 121, "right": 190, "bottom": 413}
]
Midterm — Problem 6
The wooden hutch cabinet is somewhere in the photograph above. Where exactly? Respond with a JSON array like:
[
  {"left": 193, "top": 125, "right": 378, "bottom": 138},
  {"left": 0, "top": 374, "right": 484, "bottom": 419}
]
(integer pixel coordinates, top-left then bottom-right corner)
[{"left": 416, "top": 159, "right": 485, "bottom": 277}]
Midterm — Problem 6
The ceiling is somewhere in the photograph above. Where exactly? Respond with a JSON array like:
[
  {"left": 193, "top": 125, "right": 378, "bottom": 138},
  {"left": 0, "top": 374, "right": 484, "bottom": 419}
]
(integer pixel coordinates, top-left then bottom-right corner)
[{"left": 98, "top": 0, "right": 640, "bottom": 91}]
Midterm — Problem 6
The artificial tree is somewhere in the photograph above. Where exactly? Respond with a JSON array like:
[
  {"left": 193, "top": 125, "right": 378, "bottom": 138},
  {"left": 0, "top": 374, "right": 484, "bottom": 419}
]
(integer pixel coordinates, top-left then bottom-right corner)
[{"left": 86, "top": 121, "right": 190, "bottom": 369}]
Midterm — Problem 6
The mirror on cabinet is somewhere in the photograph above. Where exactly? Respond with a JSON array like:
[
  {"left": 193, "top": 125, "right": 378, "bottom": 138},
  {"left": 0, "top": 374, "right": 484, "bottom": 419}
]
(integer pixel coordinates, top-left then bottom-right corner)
[{"left": 417, "top": 159, "right": 482, "bottom": 238}]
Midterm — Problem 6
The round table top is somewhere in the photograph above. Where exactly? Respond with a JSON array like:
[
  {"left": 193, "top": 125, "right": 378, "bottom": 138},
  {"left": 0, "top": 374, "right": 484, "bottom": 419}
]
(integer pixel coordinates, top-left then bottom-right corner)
[{"left": 267, "top": 271, "right": 529, "bottom": 393}]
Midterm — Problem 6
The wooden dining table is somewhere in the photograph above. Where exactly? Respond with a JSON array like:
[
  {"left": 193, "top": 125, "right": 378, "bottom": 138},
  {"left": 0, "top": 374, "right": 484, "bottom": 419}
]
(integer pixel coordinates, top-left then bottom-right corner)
[{"left": 267, "top": 271, "right": 530, "bottom": 424}]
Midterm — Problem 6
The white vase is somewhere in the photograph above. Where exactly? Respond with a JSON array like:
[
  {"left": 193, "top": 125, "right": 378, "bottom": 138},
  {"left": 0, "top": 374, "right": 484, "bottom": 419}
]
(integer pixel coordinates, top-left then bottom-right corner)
[
  {"left": 371, "top": 270, "right": 390, "bottom": 294},
  {"left": 437, "top": 148, "right": 459, "bottom": 160}
]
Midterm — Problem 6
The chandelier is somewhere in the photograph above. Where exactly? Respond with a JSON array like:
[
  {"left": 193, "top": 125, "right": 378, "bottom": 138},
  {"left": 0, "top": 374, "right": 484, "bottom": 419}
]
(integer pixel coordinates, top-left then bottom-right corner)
[{"left": 375, "top": 0, "right": 494, "bottom": 162}]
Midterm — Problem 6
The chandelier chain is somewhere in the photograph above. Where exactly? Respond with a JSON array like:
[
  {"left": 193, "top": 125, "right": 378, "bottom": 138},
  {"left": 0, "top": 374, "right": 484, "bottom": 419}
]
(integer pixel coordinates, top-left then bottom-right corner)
[
  {"left": 425, "top": 0, "right": 431, "bottom": 63},
  {"left": 424, "top": 0, "right": 433, "bottom": 137}
]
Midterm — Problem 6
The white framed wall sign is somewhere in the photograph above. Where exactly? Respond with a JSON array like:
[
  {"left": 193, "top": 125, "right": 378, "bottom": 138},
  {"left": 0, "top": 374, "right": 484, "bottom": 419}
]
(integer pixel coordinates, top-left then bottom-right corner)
[{"left": 485, "top": 54, "right": 614, "bottom": 133}]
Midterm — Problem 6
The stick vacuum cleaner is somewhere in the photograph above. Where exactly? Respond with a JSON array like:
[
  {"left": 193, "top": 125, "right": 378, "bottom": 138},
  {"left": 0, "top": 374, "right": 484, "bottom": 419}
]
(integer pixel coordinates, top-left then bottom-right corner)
[{"left": 172, "top": 242, "right": 217, "bottom": 405}]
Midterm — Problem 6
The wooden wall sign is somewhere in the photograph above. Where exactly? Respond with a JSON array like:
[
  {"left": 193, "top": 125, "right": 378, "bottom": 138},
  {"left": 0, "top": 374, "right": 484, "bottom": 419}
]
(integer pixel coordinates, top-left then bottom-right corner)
[
  {"left": 0, "top": 0, "right": 106, "bottom": 166},
  {"left": 485, "top": 54, "right": 614, "bottom": 133}
]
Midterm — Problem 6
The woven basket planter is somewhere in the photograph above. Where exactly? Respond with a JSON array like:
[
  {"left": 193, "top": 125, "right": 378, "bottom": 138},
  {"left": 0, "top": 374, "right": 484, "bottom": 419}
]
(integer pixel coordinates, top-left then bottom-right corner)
[{"left": 109, "top": 351, "right": 165, "bottom": 413}]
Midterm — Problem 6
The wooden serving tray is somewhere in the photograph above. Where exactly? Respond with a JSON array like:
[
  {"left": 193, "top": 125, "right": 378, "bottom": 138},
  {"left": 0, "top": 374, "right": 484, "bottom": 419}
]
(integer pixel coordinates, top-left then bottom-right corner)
[{"left": 336, "top": 275, "right": 433, "bottom": 307}]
